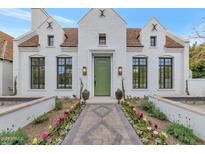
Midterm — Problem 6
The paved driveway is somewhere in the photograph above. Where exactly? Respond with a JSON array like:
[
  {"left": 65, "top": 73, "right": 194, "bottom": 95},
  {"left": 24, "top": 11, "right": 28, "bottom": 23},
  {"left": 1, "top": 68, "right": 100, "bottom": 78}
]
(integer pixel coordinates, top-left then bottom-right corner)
[{"left": 62, "top": 103, "right": 142, "bottom": 145}]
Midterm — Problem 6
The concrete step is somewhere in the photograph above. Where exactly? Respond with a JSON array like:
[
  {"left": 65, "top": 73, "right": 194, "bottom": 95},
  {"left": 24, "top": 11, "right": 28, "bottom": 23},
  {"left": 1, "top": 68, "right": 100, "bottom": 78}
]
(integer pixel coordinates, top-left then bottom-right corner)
[{"left": 86, "top": 97, "right": 118, "bottom": 104}]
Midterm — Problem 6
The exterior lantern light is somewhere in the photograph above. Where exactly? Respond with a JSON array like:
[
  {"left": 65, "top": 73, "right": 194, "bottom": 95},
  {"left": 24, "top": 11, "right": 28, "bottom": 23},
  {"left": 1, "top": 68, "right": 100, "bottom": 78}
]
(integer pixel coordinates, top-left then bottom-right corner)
[
  {"left": 118, "top": 66, "right": 123, "bottom": 76},
  {"left": 82, "top": 66, "right": 87, "bottom": 76}
]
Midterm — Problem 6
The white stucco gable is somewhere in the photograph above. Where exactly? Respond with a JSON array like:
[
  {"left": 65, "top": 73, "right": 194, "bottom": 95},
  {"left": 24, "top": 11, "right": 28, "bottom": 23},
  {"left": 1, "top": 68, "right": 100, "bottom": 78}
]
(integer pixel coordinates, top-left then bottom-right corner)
[
  {"left": 141, "top": 17, "right": 167, "bottom": 50},
  {"left": 78, "top": 8, "right": 127, "bottom": 25}
]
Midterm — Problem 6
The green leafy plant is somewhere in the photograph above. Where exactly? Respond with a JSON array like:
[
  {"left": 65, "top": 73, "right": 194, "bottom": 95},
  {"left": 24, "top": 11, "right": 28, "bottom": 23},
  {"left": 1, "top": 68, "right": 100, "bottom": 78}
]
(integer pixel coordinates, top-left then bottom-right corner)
[
  {"left": 167, "top": 123, "right": 197, "bottom": 144},
  {"left": 82, "top": 89, "right": 90, "bottom": 103},
  {"left": 55, "top": 98, "right": 64, "bottom": 110},
  {"left": 139, "top": 100, "right": 166, "bottom": 120},
  {"left": 34, "top": 113, "right": 48, "bottom": 124},
  {"left": 0, "top": 129, "right": 28, "bottom": 145},
  {"left": 115, "top": 88, "right": 123, "bottom": 104}
]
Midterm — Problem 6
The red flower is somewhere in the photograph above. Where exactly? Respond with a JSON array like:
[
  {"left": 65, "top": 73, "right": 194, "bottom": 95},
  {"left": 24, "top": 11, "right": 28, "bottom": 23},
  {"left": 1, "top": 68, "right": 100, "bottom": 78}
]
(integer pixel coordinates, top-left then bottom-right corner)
[
  {"left": 41, "top": 131, "right": 49, "bottom": 139},
  {"left": 53, "top": 118, "right": 61, "bottom": 126},
  {"left": 154, "top": 124, "right": 158, "bottom": 129}
]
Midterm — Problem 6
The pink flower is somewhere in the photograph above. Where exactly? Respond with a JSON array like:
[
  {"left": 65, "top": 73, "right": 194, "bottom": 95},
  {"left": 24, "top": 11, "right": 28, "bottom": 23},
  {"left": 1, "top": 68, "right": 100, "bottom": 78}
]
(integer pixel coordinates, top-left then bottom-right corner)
[
  {"left": 53, "top": 118, "right": 61, "bottom": 126},
  {"left": 60, "top": 113, "right": 66, "bottom": 120},
  {"left": 41, "top": 131, "right": 49, "bottom": 139}
]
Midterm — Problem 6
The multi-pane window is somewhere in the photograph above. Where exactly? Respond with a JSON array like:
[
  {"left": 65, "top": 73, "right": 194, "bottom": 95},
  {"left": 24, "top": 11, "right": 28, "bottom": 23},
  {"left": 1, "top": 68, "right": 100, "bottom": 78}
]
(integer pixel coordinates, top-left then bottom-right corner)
[
  {"left": 99, "top": 33, "right": 106, "bottom": 45},
  {"left": 31, "top": 57, "right": 45, "bottom": 89},
  {"left": 150, "top": 36, "right": 157, "bottom": 47},
  {"left": 133, "top": 57, "right": 147, "bottom": 89},
  {"left": 159, "top": 58, "right": 173, "bottom": 89},
  {"left": 57, "top": 57, "right": 72, "bottom": 89},
  {"left": 48, "top": 35, "right": 54, "bottom": 46}
]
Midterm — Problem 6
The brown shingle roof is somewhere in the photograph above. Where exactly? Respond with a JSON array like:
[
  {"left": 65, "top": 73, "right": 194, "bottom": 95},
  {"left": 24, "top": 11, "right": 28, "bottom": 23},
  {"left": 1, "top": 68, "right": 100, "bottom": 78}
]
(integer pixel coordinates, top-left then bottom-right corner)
[
  {"left": 0, "top": 31, "right": 13, "bottom": 61},
  {"left": 17, "top": 28, "right": 184, "bottom": 49},
  {"left": 18, "top": 35, "right": 39, "bottom": 47},
  {"left": 61, "top": 28, "right": 78, "bottom": 47},
  {"left": 165, "top": 36, "right": 184, "bottom": 48},
  {"left": 127, "top": 28, "right": 143, "bottom": 47}
]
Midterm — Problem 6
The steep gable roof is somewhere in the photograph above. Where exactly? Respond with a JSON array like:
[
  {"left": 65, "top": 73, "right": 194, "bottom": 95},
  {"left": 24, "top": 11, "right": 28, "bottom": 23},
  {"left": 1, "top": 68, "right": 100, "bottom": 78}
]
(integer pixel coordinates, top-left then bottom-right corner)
[
  {"left": 18, "top": 35, "right": 39, "bottom": 47},
  {"left": 0, "top": 31, "right": 13, "bottom": 61},
  {"left": 165, "top": 36, "right": 184, "bottom": 48},
  {"left": 61, "top": 28, "right": 78, "bottom": 47},
  {"left": 127, "top": 28, "right": 143, "bottom": 47}
]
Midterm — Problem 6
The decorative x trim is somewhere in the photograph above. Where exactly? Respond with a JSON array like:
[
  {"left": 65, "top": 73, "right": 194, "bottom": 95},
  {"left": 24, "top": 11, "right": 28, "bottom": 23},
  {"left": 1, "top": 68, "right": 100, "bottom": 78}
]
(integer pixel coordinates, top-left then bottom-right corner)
[
  {"left": 152, "top": 24, "right": 157, "bottom": 31},
  {"left": 99, "top": 9, "right": 105, "bottom": 17},
  {"left": 47, "top": 21, "right": 53, "bottom": 29}
]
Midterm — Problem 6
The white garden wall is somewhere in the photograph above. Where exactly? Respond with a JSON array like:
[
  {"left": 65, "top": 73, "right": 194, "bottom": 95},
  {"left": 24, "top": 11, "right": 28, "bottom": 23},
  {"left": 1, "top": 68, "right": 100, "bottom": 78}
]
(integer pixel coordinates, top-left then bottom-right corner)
[
  {"left": 188, "top": 79, "right": 205, "bottom": 96},
  {"left": 149, "top": 95, "right": 205, "bottom": 140},
  {"left": 0, "top": 96, "right": 55, "bottom": 131}
]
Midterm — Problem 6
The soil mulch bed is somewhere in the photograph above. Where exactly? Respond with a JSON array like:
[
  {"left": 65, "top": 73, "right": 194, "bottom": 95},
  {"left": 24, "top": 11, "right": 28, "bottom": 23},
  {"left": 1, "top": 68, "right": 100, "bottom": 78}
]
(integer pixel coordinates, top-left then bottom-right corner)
[
  {"left": 22, "top": 98, "right": 79, "bottom": 144},
  {"left": 128, "top": 98, "right": 205, "bottom": 145}
]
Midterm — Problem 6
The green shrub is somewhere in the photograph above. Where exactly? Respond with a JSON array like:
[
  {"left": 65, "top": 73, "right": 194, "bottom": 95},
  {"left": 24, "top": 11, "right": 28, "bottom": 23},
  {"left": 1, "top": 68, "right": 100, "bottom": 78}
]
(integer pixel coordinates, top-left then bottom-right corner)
[
  {"left": 0, "top": 129, "right": 28, "bottom": 145},
  {"left": 55, "top": 98, "right": 64, "bottom": 110},
  {"left": 167, "top": 123, "right": 197, "bottom": 144},
  {"left": 139, "top": 100, "right": 166, "bottom": 120},
  {"left": 34, "top": 113, "right": 48, "bottom": 124}
]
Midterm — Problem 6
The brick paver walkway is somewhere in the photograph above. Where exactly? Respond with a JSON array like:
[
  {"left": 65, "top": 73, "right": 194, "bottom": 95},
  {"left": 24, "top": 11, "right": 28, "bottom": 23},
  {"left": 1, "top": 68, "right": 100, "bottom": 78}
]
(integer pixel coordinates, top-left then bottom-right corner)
[{"left": 62, "top": 104, "right": 142, "bottom": 145}]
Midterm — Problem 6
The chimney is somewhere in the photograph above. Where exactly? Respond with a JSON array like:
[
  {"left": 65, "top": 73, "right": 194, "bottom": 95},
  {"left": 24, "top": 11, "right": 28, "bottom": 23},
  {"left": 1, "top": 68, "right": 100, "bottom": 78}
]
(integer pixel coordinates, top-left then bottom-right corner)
[{"left": 31, "top": 8, "right": 49, "bottom": 30}]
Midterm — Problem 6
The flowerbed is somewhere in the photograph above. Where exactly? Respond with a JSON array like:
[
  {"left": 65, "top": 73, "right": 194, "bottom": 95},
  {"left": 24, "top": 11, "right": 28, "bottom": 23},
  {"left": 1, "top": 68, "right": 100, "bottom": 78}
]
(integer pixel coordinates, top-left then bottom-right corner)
[
  {"left": 121, "top": 98, "right": 204, "bottom": 145},
  {"left": 31, "top": 101, "right": 84, "bottom": 145},
  {"left": 121, "top": 102, "right": 168, "bottom": 144}
]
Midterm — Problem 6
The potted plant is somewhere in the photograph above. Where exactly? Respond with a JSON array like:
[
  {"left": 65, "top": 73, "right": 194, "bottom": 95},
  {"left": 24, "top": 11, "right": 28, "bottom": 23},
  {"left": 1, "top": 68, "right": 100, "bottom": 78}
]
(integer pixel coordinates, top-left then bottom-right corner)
[
  {"left": 82, "top": 89, "right": 90, "bottom": 104},
  {"left": 115, "top": 88, "right": 123, "bottom": 104}
]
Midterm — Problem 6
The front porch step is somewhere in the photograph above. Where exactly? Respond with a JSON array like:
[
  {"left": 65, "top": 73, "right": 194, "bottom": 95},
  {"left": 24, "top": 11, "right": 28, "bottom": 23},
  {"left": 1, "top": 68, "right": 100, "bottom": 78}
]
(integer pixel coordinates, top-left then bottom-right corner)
[{"left": 86, "top": 97, "right": 118, "bottom": 104}]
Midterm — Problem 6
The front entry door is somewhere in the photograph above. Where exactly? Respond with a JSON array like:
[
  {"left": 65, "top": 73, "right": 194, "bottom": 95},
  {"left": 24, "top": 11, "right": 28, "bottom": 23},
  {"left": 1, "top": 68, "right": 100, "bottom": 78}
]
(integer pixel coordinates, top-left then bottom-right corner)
[{"left": 94, "top": 57, "right": 111, "bottom": 96}]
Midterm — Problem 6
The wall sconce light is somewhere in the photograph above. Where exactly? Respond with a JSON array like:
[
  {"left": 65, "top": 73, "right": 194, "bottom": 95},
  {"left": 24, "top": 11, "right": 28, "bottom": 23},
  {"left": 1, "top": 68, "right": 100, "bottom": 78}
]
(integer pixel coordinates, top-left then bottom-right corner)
[
  {"left": 82, "top": 66, "right": 87, "bottom": 76},
  {"left": 118, "top": 66, "right": 123, "bottom": 76}
]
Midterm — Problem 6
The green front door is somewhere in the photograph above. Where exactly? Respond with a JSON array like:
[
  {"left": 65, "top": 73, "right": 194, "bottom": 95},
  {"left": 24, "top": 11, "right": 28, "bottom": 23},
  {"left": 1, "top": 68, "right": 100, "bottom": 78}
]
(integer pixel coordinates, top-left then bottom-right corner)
[{"left": 94, "top": 57, "right": 111, "bottom": 96}]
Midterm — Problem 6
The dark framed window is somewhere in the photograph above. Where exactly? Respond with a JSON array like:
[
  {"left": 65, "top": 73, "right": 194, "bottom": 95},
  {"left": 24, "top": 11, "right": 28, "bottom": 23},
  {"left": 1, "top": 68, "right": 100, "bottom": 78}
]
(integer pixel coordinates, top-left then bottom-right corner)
[
  {"left": 48, "top": 35, "right": 54, "bottom": 46},
  {"left": 159, "top": 57, "right": 173, "bottom": 89},
  {"left": 133, "top": 57, "right": 147, "bottom": 89},
  {"left": 99, "top": 33, "right": 106, "bottom": 45},
  {"left": 150, "top": 36, "right": 157, "bottom": 47},
  {"left": 31, "top": 57, "right": 45, "bottom": 89},
  {"left": 57, "top": 57, "right": 72, "bottom": 89}
]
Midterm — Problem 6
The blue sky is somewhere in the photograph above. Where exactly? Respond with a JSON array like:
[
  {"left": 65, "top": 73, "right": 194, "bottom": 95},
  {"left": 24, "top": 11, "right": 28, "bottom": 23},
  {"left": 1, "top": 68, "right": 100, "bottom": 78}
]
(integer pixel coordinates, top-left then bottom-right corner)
[{"left": 0, "top": 8, "right": 205, "bottom": 42}]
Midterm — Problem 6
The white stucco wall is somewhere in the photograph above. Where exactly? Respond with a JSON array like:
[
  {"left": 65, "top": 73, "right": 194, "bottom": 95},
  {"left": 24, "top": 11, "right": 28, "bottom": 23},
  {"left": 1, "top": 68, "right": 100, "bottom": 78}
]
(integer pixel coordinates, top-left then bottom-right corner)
[
  {"left": 188, "top": 79, "right": 205, "bottom": 96},
  {"left": 0, "top": 96, "right": 55, "bottom": 131},
  {"left": 149, "top": 95, "right": 205, "bottom": 140},
  {"left": 126, "top": 50, "right": 184, "bottom": 97},
  {"left": 78, "top": 9, "right": 127, "bottom": 97},
  {"left": 14, "top": 9, "right": 78, "bottom": 97},
  {"left": 13, "top": 9, "right": 188, "bottom": 98},
  {"left": 125, "top": 18, "right": 186, "bottom": 97},
  {"left": 0, "top": 60, "right": 13, "bottom": 96}
]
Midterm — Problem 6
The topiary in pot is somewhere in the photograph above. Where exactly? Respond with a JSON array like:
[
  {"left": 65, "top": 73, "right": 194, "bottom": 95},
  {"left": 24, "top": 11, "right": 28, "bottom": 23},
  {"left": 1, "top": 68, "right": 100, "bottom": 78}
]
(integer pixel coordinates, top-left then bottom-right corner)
[
  {"left": 115, "top": 88, "right": 123, "bottom": 104},
  {"left": 82, "top": 89, "right": 90, "bottom": 104}
]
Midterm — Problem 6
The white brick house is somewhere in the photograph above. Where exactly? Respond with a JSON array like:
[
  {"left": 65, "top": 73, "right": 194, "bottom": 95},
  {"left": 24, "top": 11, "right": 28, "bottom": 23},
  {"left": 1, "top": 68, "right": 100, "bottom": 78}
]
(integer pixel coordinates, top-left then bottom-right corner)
[{"left": 13, "top": 8, "right": 189, "bottom": 98}]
